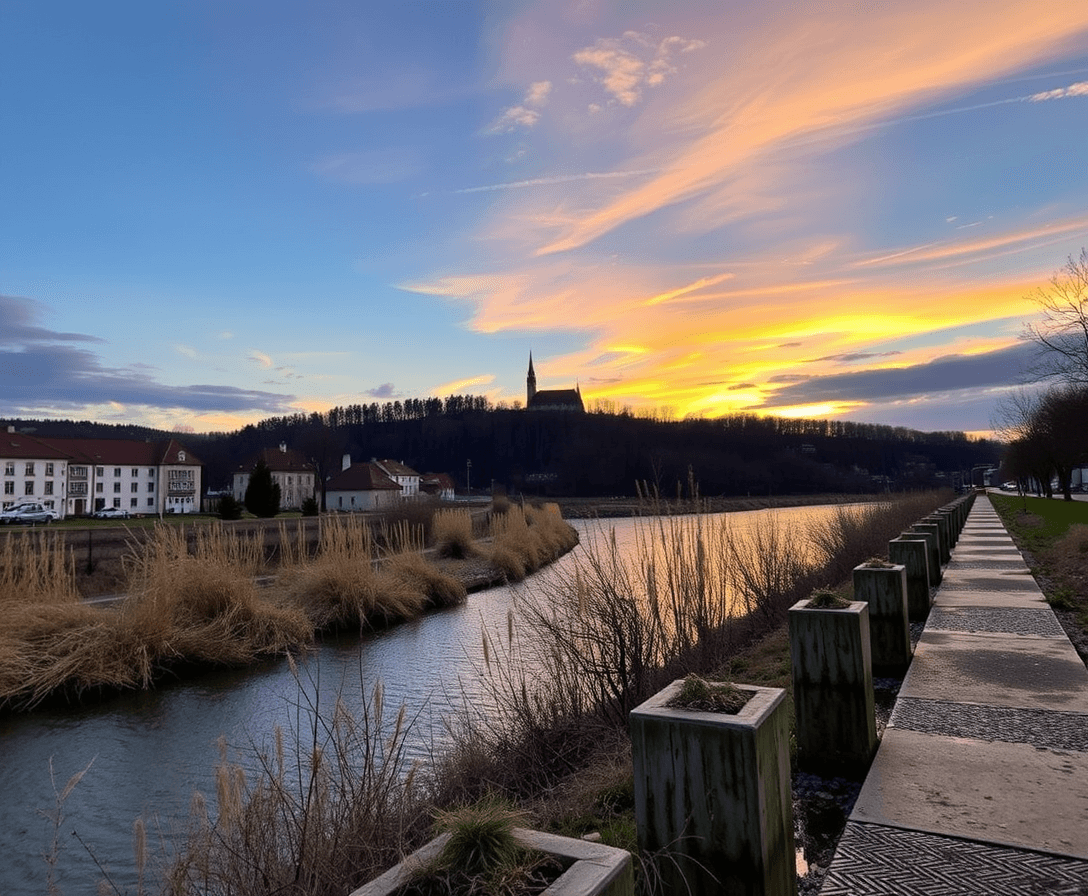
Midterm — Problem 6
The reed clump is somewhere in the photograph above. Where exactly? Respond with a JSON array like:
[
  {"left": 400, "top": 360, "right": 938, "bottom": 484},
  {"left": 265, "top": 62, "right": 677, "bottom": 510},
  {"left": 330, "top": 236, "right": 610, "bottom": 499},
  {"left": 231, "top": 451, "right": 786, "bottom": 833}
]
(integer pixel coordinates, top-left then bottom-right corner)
[
  {"left": 167, "top": 675, "right": 430, "bottom": 896},
  {"left": 432, "top": 509, "right": 477, "bottom": 559},
  {"left": 488, "top": 504, "right": 578, "bottom": 582}
]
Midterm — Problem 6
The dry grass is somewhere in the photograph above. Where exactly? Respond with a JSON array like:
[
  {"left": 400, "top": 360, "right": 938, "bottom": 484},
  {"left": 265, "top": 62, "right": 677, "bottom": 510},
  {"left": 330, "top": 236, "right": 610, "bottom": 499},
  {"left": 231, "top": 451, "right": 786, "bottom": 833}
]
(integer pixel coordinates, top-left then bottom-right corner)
[
  {"left": 433, "top": 509, "right": 477, "bottom": 559},
  {"left": 166, "top": 672, "right": 430, "bottom": 896},
  {"left": 488, "top": 504, "right": 578, "bottom": 582}
]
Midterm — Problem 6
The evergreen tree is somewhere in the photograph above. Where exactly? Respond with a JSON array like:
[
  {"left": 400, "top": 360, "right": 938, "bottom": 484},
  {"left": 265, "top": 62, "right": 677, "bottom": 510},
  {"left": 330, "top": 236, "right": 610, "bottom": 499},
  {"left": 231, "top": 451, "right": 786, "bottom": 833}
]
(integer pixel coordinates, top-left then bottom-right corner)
[{"left": 244, "top": 459, "right": 281, "bottom": 517}]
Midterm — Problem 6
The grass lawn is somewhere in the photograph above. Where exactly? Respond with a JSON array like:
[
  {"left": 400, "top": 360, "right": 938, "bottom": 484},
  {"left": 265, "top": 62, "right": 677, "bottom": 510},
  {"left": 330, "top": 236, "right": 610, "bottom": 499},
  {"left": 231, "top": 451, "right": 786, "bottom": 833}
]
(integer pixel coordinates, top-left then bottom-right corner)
[{"left": 990, "top": 492, "right": 1088, "bottom": 657}]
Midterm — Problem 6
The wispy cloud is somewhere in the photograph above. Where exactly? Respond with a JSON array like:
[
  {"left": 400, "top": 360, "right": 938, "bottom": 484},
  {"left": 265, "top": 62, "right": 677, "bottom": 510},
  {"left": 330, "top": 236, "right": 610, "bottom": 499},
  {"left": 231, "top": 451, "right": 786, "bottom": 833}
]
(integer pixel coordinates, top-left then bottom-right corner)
[
  {"left": 432, "top": 374, "right": 496, "bottom": 394},
  {"left": 248, "top": 351, "right": 273, "bottom": 368},
  {"left": 454, "top": 168, "right": 657, "bottom": 195},
  {"left": 1028, "top": 80, "right": 1088, "bottom": 101},
  {"left": 486, "top": 80, "right": 552, "bottom": 133},
  {"left": 573, "top": 32, "right": 705, "bottom": 107}
]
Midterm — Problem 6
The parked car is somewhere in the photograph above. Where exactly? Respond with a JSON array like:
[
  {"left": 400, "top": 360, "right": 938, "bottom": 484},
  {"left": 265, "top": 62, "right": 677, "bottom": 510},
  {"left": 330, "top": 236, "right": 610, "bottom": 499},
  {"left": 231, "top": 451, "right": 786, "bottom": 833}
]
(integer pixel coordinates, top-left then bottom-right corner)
[
  {"left": 1001, "top": 481, "right": 1017, "bottom": 491},
  {"left": 92, "top": 506, "right": 130, "bottom": 520},
  {"left": 0, "top": 502, "right": 57, "bottom": 524}
]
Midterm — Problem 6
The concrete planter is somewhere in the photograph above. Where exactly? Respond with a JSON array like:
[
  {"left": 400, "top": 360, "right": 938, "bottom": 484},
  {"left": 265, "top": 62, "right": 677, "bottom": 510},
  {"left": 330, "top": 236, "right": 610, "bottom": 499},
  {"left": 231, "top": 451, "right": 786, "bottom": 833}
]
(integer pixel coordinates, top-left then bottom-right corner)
[
  {"left": 630, "top": 680, "right": 796, "bottom": 896},
  {"left": 888, "top": 537, "right": 931, "bottom": 620},
  {"left": 349, "top": 827, "right": 634, "bottom": 896},
  {"left": 851, "top": 563, "right": 912, "bottom": 676},
  {"left": 788, "top": 599, "right": 877, "bottom": 774}
]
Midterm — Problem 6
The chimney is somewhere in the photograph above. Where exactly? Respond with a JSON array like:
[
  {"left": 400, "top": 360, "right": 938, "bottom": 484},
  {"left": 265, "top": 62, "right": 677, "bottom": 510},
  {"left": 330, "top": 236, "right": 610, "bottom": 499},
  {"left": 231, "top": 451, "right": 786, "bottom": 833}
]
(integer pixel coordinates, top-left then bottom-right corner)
[{"left": 342, "top": 453, "right": 352, "bottom": 472}]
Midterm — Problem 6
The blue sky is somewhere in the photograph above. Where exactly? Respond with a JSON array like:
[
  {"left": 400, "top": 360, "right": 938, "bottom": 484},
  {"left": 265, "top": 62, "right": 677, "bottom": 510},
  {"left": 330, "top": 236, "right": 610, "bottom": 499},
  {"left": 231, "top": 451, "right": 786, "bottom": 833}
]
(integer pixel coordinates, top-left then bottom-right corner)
[{"left": 2, "top": 1, "right": 1087, "bottom": 436}]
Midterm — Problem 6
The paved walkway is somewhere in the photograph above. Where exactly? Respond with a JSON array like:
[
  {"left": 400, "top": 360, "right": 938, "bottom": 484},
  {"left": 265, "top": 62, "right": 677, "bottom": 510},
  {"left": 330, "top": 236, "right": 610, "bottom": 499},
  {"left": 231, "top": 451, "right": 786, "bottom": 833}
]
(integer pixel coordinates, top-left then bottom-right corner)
[{"left": 820, "top": 495, "right": 1088, "bottom": 895}]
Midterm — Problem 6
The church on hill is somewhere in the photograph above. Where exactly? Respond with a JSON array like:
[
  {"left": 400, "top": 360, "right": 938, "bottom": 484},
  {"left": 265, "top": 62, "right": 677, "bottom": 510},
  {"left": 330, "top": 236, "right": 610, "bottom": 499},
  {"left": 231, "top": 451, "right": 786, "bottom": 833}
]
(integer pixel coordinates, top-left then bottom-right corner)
[{"left": 526, "top": 353, "right": 585, "bottom": 412}]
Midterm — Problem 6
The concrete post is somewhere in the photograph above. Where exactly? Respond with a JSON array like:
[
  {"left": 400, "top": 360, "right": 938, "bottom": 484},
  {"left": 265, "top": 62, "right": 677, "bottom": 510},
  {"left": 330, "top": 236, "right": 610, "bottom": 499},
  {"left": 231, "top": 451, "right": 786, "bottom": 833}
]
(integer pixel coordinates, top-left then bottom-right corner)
[
  {"left": 906, "top": 523, "right": 942, "bottom": 586},
  {"left": 630, "top": 682, "right": 796, "bottom": 896},
  {"left": 888, "top": 537, "right": 931, "bottom": 620},
  {"left": 852, "top": 563, "right": 912, "bottom": 676},
  {"left": 788, "top": 599, "right": 877, "bottom": 774},
  {"left": 924, "top": 514, "right": 951, "bottom": 564}
]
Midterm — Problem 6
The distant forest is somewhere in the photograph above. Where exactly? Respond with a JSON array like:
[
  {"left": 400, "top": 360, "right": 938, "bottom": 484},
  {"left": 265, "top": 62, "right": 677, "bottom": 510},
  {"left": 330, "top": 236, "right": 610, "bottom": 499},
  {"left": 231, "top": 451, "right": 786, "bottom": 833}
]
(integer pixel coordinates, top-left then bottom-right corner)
[{"left": 8, "top": 395, "right": 1002, "bottom": 499}]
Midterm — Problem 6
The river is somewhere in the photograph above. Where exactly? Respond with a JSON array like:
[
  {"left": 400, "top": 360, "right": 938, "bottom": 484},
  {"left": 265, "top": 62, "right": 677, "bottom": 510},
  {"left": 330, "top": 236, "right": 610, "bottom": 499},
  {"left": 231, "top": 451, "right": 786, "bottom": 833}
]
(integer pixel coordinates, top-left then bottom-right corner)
[{"left": 0, "top": 506, "right": 836, "bottom": 895}]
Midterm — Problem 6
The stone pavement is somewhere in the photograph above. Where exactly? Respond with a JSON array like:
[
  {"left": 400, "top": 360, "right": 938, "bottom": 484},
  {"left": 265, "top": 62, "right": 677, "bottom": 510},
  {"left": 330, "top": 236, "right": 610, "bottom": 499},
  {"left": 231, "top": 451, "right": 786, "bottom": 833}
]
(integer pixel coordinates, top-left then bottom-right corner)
[{"left": 820, "top": 495, "right": 1088, "bottom": 895}]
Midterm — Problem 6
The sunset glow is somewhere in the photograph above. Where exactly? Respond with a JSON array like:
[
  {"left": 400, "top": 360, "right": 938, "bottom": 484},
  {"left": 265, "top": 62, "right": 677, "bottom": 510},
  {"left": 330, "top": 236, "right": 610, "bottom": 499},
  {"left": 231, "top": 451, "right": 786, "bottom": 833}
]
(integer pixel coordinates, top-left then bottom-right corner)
[{"left": 2, "top": 2, "right": 1087, "bottom": 434}]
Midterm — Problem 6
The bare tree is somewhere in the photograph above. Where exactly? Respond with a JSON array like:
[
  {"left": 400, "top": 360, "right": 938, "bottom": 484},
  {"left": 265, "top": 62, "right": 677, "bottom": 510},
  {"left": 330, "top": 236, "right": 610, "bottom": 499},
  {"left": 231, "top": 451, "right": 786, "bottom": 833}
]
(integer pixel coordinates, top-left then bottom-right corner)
[{"left": 1023, "top": 249, "right": 1088, "bottom": 385}]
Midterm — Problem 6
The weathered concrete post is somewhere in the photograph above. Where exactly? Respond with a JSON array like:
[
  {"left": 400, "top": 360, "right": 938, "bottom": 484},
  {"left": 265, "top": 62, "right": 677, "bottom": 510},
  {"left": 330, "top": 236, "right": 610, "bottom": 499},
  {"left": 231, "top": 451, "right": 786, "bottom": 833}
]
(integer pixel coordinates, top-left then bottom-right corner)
[
  {"left": 852, "top": 562, "right": 912, "bottom": 676},
  {"left": 888, "top": 537, "right": 931, "bottom": 620},
  {"left": 905, "top": 523, "right": 942, "bottom": 586},
  {"left": 630, "top": 681, "right": 796, "bottom": 896},
  {"left": 924, "top": 514, "right": 951, "bottom": 564},
  {"left": 788, "top": 598, "right": 877, "bottom": 774}
]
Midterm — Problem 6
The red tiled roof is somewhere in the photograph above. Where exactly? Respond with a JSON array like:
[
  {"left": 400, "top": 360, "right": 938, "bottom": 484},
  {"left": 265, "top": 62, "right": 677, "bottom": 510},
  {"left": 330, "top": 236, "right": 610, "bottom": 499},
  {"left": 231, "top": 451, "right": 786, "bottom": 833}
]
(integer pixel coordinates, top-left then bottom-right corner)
[
  {"left": 0, "top": 432, "right": 70, "bottom": 460},
  {"left": 4, "top": 435, "right": 202, "bottom": 465},
  {"left": 326, "top": 462, "right": 400, "bottom": 491}
]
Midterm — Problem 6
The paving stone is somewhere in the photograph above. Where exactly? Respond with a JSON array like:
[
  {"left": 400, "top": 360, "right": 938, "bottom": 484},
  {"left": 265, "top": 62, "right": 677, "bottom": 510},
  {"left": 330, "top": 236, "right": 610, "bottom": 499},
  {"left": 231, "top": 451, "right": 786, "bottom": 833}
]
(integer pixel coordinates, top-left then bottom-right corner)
[{"left": 820, "top": 822, "right": 1088, "bottom": 895}]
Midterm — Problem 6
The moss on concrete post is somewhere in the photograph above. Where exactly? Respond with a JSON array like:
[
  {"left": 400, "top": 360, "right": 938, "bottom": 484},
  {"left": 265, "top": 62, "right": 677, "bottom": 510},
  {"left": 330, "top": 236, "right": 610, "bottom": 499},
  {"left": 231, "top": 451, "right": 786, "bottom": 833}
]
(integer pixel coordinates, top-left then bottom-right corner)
[
  {"left": 852, "top": 563, "right": 912, "bottom": 676},
  {"left": 630, "top": 681, "right": 796, "bottom": 896},
  {"left": 788, "top": 600, "right": 877, "bottom": 774},
  {"left": 888, "top": 537, "right": 931, "bottom": 620}
]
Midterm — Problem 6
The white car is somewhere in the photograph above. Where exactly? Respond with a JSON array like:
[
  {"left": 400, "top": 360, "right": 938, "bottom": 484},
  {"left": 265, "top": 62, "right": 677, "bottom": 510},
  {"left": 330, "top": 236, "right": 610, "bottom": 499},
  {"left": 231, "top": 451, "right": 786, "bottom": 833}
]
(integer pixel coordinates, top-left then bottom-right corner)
[
  {"left": 0, "top": 502, "right": 58, "bottom": 524},
  {"left": 92, "top": 506, "right": 130, "bottom": 520}
]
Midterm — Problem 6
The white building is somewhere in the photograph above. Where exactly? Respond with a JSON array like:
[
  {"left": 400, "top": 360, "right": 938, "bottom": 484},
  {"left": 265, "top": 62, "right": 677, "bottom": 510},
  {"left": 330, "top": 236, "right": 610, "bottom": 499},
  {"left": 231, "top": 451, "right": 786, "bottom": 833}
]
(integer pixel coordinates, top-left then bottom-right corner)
[
  {"left": 0, "top": 430, "right": 203, "bottom": 517},
  {"left": 373, "top": 459, "right": 421, "bottom": 498},
  {"left": 325, "top": 459, "right": 402, "bottom": 511},
  {"left": 233, "top": 444, "right": 316, "bottom": 510}
]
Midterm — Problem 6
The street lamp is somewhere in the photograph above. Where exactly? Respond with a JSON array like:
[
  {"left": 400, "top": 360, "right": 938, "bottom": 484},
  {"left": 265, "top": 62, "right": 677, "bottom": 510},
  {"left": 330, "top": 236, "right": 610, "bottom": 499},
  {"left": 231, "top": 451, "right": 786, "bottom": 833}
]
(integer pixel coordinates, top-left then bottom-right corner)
[{"left": 466, "top": 459, "right": 471, "bottom": 496}]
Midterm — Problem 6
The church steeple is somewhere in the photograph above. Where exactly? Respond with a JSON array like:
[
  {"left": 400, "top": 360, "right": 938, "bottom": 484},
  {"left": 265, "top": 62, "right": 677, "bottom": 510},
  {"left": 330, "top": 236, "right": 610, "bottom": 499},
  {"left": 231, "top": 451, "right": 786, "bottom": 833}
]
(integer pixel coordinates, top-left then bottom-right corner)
[{"left": 526, "top": 352, "right": 537, "bottom": 406}]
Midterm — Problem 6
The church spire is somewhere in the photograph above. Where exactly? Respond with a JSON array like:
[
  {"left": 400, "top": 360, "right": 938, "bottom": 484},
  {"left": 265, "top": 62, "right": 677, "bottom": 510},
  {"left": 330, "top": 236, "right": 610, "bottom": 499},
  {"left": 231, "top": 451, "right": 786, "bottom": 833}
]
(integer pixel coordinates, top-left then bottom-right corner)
[{"left": 527, "top": 352, "right": 537, "bottom": 406}]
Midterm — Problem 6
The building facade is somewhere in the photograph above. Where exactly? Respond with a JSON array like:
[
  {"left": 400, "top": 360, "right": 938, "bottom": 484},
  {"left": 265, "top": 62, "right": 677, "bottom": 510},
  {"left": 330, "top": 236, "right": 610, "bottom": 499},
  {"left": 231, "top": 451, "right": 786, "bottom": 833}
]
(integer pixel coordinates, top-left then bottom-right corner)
[
  {"left": 0, "top": 430, "right": 203, "bottom": 517},
  {"left": 233, "top": 444, "right": 316, "bottom": 510}
]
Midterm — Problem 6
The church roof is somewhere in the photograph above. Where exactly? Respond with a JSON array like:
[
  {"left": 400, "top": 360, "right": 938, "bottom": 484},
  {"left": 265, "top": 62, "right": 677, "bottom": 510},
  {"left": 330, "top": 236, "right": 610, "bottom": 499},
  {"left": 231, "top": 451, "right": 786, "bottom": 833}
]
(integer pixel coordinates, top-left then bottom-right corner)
[{"left": 528, "top": 388, "right": 585, "bottom": 411}]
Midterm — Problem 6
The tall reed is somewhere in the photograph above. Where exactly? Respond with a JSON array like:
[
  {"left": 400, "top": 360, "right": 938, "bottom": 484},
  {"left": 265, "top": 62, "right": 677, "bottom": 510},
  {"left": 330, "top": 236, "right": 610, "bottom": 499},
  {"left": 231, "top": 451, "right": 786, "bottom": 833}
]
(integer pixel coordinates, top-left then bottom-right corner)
[{"left": 166, "top": 668, "right": 429, "bottom": 896}]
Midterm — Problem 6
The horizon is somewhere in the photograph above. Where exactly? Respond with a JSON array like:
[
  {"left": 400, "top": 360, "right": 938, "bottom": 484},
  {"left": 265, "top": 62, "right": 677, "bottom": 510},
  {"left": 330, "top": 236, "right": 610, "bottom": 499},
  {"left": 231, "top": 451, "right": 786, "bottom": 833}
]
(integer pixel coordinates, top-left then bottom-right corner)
[{"left": 3, "top": 2, "right": 1087, "bottom": 439}]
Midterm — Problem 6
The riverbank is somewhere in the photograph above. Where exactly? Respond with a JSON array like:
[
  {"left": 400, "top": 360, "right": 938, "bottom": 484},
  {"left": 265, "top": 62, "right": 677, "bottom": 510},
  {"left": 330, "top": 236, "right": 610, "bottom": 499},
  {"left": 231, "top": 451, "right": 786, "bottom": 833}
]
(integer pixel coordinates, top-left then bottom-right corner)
[
  {"left": 0, "top": 503, "right": 578, "bottom": 712},
  {"left": 551, "top": 491, "right": 890, "bottom": 519}
]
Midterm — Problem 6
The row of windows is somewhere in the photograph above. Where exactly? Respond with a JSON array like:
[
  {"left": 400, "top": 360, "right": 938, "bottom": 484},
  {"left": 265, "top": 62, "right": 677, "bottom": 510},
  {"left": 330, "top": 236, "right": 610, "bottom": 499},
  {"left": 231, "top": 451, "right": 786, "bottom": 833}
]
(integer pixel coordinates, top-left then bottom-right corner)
[
  {"left": 3, "top": 463, "right": 156, "bottom": 478},
  {"left": 4, "top": 462, "right": 59, "bottom": 476},
  {"left": 4, "top": 481, "right": 57, "bottom": 495}
]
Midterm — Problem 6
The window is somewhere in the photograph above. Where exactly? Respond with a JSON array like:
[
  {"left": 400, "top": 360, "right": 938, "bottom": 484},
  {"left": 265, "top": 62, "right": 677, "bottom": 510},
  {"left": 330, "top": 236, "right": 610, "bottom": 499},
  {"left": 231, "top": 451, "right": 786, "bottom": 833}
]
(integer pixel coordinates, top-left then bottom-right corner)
[
  {"left": 148, "top": 469, "right": 155, "bottom": 477},
  {"left": 132, "top": 468, "right": 139, "bottom": 477},
  {"left": 95, "top": 483, "right": 103, "bottom": 493},
  {"left": 147, "top": 498, "right": 154, "bottom": 507},
  {"left": 25, "top": 462, "right": 35, "bottom": 476},
  {"left": 95, "top": 466, "right": 103, "bottom": 476},
  {"left": 25, "top": 482, "right": 34, "bottom": 495},
  {"left": 113, "top": 468, "right": 121, "bottom": 477},
  {"left": 44, "top": 481, "right": 53, "bottom": 495},
  {"left": 130, "top": 498, "right": 138, "bottom": 508},
  {"left": 3, "top": 462, "right": 12, "bottom": 476},
  {"left": 113, "top": 482, "right": 121, "bottom": 493},
  {"left": 113, "top": 499, "right": 121, "bottom": 508},
  {"left": 147, "top": 482, "right": 154, "bottom": 492},
  {"left": 3, "top": 482, "right": 12, "bottom": 495},
  {"left": 70, "top": 465, "right": 86, "bottom": 477},
  {"left": 131, "top": 482, "right": 139, "bottom": 493},
  {"left": 45, "top": 463, "right": 54, "bottom": 476}
]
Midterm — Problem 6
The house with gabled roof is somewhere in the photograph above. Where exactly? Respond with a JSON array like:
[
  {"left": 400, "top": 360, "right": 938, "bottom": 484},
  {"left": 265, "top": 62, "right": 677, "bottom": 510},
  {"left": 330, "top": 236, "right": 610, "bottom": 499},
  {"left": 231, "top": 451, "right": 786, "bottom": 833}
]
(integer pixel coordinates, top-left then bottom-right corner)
[
  {"left": 325, "top": 459, "right": 402, "bottom": 511},
  {"left": 420, "top": 472, "right": 456, "bottom": 501},
  {"left": 373, "top": 459, "right": 420, "bottom": 498},
  {"left": 0, "top": 429, "right": 70, "bottom": 517},
  {"left": 233, "top": 443, "right": 316, "bottom": 510}
]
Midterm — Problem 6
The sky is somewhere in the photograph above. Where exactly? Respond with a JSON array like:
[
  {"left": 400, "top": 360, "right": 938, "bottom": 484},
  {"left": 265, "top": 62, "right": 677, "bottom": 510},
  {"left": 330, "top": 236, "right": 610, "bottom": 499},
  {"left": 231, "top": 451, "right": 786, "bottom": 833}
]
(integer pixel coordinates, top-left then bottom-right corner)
[{"left": 2, "top": 1, "right": 1087, "bottom": 437}]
